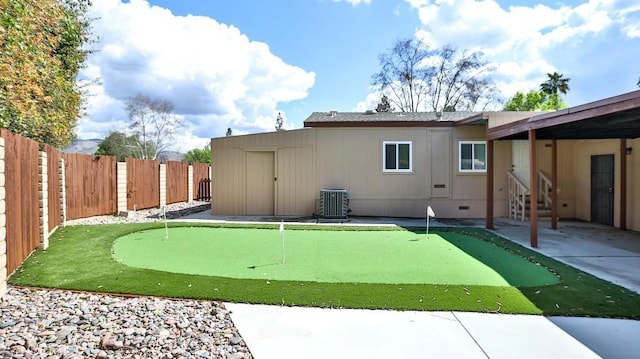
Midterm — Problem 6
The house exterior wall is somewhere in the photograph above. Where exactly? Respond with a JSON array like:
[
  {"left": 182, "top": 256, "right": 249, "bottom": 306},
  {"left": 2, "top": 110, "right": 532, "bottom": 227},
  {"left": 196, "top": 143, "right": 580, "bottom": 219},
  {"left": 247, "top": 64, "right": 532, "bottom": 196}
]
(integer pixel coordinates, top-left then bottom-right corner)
[
  {"left": 506, "top": 138, "right": 639, "bottom": 232},
  {"left": 211, "top": 129, "right": 316, "bottom": 216},
  {"left": 212, "top": 125, "right": 511, "bottom": 219},
  {"left": 564, "top": 138, "right": 639, "bottom": 231}
]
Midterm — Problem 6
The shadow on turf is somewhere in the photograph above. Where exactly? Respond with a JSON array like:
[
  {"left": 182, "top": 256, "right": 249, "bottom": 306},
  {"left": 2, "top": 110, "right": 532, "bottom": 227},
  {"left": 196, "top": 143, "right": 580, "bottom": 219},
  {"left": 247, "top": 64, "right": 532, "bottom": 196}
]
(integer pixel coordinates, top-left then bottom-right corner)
[
  {"left": 247, "top": 262, "right": 281, "bottom": 269},
  {"left": 401, "top": 226, "right": 640, "bottom": 318},
  {"left": 404, "top": 227, "right": 558, "bottom": 287}
]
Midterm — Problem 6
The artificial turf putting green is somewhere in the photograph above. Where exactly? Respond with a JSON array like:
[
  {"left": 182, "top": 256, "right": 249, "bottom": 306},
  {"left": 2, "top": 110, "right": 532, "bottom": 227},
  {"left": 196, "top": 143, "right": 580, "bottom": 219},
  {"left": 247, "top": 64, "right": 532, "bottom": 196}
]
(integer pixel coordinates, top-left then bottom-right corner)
[
  {"left": 10, "top": 222, "right": 640, "bottom": 318},
  {"left": 113, "top": 227, "right": 558, "bottom": 287}
]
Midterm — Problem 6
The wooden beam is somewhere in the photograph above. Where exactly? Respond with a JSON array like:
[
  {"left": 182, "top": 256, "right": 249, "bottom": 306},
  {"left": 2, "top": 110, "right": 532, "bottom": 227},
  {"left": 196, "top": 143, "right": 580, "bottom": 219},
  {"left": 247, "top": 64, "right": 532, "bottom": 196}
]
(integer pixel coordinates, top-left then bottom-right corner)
[
  {"left": 529, "top": 129, "right": 538, "bottom": 248},
  {"left": 551, "top": 140, "right": 558, "bottom": 230},
  {"left": 486, "top": 140, "right": 494, "bottom": 229},
  {"left": 620, "top": 139, "right": 627, "bottom": 230}
]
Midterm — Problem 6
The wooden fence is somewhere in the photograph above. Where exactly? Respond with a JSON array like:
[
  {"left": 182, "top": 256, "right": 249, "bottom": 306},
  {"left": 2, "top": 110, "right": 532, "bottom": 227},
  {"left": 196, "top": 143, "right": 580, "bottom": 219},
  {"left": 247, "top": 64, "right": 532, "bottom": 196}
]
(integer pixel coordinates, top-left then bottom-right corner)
[
  {"left": 192, "top": 162, "right": 211, "bottom": 201},
  {"left": 126, "top": 158, "right": 160, "bottom": 210},
  {"left": 166, "top": 161, "right": 188, "bottom": 204},
  {"left": 0, "top": 128, "right": 211, "bottom": 288},
  {"left": 63, "top": 153, "right": 117, "bottom": 220},
  {"left": 1, "top": 129, "right": 40, "bottom": 274}
]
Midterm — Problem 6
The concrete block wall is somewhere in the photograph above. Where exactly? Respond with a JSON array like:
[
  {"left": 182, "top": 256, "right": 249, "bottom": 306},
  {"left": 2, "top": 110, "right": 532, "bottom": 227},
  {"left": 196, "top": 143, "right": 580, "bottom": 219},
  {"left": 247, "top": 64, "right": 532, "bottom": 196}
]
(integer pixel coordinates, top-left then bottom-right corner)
[
  {"left": 159, "top": 164, "right": 166, "bottom": 207},
  {"left": 59, "top": 158, "right": 66, "bottom": 226},
  {"left": 0, "top": 138, "right": 6, "bottom": 297},
  {"left": 116, "top": 162, "right": 127, "bottom": 215},
  {"left": 188, "top": 166, "right": 194, "bottom": 202},
  {"left": 39, "top": 151, "right": 49, "bottom": 250}
]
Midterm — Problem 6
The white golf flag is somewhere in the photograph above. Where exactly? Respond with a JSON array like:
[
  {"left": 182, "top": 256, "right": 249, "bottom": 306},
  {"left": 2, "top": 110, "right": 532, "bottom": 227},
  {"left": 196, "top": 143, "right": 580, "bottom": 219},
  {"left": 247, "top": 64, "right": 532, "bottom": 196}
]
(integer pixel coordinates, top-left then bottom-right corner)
[
  {"left": 427, "top": 206, "right": 435, "bottom": 218},
  {"left": 279, "top": 221, "right": 284, "bottom": 233}
]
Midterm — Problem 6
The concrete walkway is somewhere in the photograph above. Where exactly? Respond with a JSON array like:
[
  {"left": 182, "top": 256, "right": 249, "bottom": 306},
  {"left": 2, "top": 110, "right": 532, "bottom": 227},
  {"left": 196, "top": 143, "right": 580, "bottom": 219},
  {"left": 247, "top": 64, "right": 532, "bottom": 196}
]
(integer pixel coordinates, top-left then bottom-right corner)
[{"left": 177, "top": 213, "right": 640, "bottom": 358}]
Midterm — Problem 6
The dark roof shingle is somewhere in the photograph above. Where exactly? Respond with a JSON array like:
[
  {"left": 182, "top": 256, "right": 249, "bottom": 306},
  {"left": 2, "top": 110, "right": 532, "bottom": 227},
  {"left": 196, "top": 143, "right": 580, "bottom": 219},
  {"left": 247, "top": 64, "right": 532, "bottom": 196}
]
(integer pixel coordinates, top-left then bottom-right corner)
[{"left": 303, "top": 111, "right": 482, "bottom": 127}]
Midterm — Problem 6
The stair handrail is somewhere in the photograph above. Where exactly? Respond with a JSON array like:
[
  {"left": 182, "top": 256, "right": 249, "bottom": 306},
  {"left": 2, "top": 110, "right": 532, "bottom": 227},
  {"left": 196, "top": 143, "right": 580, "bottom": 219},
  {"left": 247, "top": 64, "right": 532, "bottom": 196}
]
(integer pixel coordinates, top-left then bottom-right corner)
[
  {"left": 537, "top": 170, "right": 553, "bottom": 209},
  {"left": 507, "top": 171, "right": 529, "bottom": 221}
]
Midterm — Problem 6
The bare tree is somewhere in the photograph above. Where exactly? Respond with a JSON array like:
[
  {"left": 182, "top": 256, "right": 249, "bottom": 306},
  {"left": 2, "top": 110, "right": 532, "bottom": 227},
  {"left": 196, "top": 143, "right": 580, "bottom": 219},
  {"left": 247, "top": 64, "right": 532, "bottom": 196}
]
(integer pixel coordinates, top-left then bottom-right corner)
[
  {"left": 372, "top": 38, "right": 499, "bottom": 112},
  {"left": 371, "top": 38, "right": 432, "bottom": 112},
  {"left": 125, "top": 94, "right": 183, "bottom": 159}
]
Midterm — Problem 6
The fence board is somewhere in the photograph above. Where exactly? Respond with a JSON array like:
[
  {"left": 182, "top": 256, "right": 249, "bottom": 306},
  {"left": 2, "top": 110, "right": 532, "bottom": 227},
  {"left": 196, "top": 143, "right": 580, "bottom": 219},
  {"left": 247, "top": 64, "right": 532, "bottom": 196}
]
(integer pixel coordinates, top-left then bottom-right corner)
[
  {"left": 166, "top": 161, "right": 188, "bottom": 204},
  {"left": 192, "top": 163, "right": 211, "bottom": 201},
  {"left": 44, "top": 144, "right": 61, "bottom": 231},
  {"left": 1, "top": 129, "right": 40, "bottom": 274},
  {"left": 126, "top": 158, "right": 159, "bottom": 210},
  {"left": 63, "top": 153, "right": 117, "bottom": 220}
]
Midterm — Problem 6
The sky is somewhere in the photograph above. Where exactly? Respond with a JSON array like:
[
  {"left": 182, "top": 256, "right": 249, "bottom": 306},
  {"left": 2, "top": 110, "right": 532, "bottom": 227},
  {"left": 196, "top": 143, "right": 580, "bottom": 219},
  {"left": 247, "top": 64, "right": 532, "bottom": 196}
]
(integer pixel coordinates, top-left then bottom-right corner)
[{"left": 77, "top": 0, "right": 640, "bottom": 152}]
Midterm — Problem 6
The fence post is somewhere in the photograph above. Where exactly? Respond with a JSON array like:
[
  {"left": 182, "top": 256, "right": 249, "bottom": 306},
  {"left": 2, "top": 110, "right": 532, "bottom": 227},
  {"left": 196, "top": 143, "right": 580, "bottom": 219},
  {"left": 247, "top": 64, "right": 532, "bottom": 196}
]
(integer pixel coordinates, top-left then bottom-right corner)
[
  {"left": 0, "top": 137, "right": 6, "bottom": 297},
  {"left": 188, "top": 165, "right": 194, "bottom": 202},
  {"left": 116, "top": 162, "right": 128, "bottom": 215},
  {"left": 39, "top": 151, "right": 49, "bottom": 250},
  {"left": 59, "top": 158, "right": 66, "bottom": 226},
  {"left": 159, "top": 163, "right": 166, "bottom": 208}
]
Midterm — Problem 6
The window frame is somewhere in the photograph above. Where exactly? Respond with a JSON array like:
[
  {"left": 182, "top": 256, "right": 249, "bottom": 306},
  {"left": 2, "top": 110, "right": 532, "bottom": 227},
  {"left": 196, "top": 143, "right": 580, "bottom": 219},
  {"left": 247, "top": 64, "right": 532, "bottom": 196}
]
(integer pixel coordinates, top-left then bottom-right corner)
[
  {"left": 459, "top": 141, "right": 487, "bottom": 173},
  {"left": 382, "top": 141, "right": 413, "bottom": 173}
]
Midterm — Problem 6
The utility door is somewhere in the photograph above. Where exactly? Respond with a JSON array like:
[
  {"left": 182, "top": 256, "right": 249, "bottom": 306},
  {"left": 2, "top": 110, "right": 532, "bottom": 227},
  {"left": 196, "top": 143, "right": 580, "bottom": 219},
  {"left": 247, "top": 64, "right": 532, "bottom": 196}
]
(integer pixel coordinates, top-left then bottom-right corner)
[
  {"left": 512, "top": 140, "right": 530, "bottom": 187},
  {"left": 246, "top": 151, "right": 275, "bottom": 215},
  {"left": 590, "top": 154, "right": 614, "bottom": 226}
]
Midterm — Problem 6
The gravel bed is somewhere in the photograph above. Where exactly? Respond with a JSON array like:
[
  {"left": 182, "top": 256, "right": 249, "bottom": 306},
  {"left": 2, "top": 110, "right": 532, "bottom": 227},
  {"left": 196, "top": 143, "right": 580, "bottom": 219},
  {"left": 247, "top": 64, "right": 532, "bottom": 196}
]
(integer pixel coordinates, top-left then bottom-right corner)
[
  {"left": 65, "top": 201, "right": 212, "bottom": 226},
  {"left": 2, "top": 201, "right": 255, "bottom": 358},
  {"left": 0, "top": 287, "right": 252, "bottom": 358}
]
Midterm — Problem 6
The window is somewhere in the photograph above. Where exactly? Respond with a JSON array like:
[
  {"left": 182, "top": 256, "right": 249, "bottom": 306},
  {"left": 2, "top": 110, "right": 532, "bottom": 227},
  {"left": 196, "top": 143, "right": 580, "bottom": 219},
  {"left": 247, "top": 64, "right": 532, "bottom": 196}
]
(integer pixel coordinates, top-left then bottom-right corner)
[
  {"left": 459, "top": 141, "right": 486, "bottom": 172},
  {"left": 383, "top": 141, "right": 412, "bottom": 172}
]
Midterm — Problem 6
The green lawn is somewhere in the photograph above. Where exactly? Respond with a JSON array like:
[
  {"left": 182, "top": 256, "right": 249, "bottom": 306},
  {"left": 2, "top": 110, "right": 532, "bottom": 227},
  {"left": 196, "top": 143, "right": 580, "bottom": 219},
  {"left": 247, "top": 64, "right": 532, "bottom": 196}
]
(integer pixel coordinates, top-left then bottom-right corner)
[{"left": 9, "top": 222, "right": 640, "bottom": 318}]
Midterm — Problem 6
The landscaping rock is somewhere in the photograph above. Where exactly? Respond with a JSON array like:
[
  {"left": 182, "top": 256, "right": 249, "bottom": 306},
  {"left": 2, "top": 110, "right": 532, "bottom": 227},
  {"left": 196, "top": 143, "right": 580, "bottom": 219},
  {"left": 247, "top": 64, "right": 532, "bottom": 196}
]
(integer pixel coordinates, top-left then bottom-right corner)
[
  {"left": 0, "top": 287, "right": 253, "bottom": 358},
  {"left": 65, "top": 200, "right": 211, "bottom": 226}
]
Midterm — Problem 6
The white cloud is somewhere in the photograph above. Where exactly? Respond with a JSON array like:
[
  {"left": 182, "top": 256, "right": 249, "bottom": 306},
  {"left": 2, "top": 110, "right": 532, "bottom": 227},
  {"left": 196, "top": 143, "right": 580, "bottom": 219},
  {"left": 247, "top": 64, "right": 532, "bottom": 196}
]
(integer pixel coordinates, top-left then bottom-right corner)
[
  {"left": 401, "top": 0, "right": 640, "bottom": 107},
  {"left": 78, "top": 0, "right": 315, "bottom": 151}
]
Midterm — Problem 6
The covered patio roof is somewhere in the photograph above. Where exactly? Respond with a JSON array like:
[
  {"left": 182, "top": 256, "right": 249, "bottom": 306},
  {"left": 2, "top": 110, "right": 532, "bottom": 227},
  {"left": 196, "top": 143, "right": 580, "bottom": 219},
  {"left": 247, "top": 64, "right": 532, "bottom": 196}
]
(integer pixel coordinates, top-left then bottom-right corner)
[
  {"left": 488, "top": 90, "right": 640, "bottom": 140},
  {"left": 485, "top": 90, "right": 640, "bottom": 248}
]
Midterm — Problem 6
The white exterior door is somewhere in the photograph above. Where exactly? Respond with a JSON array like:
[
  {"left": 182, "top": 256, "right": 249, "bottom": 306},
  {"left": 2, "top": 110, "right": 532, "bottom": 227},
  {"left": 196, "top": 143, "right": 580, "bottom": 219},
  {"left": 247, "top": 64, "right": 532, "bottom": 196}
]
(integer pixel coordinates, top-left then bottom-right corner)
[{"left": 512, "top": 140, "right": 530, "bottom": 188}]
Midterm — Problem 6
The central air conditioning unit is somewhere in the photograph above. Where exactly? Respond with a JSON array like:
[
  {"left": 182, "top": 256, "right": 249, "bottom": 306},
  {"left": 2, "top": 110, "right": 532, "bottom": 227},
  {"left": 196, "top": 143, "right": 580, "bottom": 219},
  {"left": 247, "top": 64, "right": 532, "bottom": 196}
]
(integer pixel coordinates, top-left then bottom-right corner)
[{"left": 320, "top": 189, "right": 348, "bottom": 219}]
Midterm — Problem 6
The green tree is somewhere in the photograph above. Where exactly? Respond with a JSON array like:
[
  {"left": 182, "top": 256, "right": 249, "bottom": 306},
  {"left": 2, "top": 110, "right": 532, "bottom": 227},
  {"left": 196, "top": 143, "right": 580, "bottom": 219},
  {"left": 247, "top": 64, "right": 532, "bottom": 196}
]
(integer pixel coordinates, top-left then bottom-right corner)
[
  {"left": 275, "top": 112, "right": 284, "bottom": 131},
  {"left": 540, "top": 72, "right": 570, "bottom": 110},
  {"left": 504, "top": 90, "right": 567, "bottom": 111},
  {"left": 184, "top": 144, "right": 211, "bottom": 164},
  {"left": 0, "top": 0, "right": 93, "bottom": 147},
  {"left": 375, "top": 95, "right": 393, "bottom": 112},
  {"left": 95, "top": 131, "right": 151, "bottom": 161},
  {"left": 372, "top": 38, "right": 499, "bottom": 112}
]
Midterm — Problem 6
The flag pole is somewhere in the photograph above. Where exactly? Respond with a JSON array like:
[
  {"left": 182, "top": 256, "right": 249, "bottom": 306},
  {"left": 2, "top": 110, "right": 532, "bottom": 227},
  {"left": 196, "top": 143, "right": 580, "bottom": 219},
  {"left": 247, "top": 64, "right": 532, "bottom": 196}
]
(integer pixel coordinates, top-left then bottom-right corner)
[
  {"left": 280, "top": 221, "right": 286, "bottom": 264},
  {"left": 426, "top": 209, "right": 430, "bottom": 239},
  {"left": 426, "top": 206, "right": 435, "bottom": 239}
]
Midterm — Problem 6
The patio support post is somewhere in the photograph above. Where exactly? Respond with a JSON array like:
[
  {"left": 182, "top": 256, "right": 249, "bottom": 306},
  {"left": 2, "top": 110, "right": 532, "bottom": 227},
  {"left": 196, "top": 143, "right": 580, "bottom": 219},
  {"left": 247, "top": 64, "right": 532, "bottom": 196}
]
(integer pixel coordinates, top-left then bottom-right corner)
[
  {"left": 486, "top": 140, "right": 494, "bottom": 229},
  {"left": 620, "top": 139, "right": 627, "bottom": 230},
  {"left": 551, "top": 140, "right": 558, "bottom": 230},
  {"left": 529, "top": 129, "right": 538, "bottom": 247}
]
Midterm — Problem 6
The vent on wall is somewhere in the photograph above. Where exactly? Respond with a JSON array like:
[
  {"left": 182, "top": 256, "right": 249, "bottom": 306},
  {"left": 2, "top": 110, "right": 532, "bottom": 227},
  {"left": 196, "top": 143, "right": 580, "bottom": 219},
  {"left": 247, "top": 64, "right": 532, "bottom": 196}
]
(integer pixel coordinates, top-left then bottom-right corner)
[{"left": 320, "top": 189, "right": 348, "bottom": 219}]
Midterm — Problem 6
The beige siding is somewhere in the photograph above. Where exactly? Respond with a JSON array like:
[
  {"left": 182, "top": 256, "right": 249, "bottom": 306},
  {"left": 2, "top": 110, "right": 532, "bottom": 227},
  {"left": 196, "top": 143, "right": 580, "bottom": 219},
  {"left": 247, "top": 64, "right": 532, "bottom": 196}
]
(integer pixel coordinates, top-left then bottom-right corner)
[
  {"left": 212, "top": 129, "right": 316, "bottom": 216},
  {"left": 277, "top": 146, "right": 315, "bottom": 215},
  {"left": 211, "top": 123, "right": 638, "bottom": 228}
]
